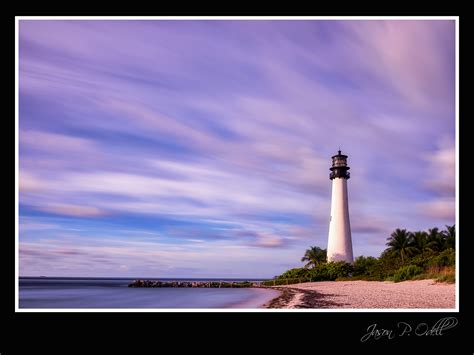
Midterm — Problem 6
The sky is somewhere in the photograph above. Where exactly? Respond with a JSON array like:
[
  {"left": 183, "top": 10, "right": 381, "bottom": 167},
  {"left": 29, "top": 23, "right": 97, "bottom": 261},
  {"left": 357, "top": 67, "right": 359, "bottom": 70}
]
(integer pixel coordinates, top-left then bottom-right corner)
[{"left": 18, "top": 19, "right": 456, "bottom": 278}]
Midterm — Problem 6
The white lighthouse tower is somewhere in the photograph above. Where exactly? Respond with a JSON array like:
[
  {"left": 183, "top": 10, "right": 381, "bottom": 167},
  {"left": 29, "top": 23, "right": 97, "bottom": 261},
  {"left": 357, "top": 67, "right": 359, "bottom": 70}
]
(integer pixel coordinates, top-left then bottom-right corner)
[{"left": 327, "top": 150, "right": 353, "bottom": 263}]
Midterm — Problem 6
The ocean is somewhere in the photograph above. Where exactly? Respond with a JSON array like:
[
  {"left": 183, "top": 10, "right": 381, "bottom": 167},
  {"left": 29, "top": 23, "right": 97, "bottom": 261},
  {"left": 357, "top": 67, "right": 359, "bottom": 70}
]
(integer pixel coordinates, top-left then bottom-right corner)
[{"left": 19, "top": 277, "right": 280, "bottom": 309}]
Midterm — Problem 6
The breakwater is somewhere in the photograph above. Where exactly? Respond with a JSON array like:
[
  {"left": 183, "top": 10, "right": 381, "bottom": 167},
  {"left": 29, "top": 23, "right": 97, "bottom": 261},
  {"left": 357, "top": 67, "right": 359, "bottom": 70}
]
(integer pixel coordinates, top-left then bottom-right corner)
[{"left": 128, "top": 280, "right": 261, "bottom": 288}]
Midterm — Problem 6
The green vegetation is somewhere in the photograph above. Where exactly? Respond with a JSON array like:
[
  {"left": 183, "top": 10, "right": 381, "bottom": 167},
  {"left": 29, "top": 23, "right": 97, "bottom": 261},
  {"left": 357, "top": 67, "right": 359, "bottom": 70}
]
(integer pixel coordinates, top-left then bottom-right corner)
[
  {"left": 266, "top": 225, "right": 455, "bottom": 285},
  {"left": 301, "top": 246, "right": 327, "bottom": 268},
  {"left": 261, "top": 261, "right": 353, "bottom": 286},
  {"left": 386, "top": 228, "right": 416, "bottom": 263},
  {"left": 392, "top": 265, "right": 424, "bottom": 282},
  {"left": 412, "top": 266, "right": 455, "bottom": 283}
]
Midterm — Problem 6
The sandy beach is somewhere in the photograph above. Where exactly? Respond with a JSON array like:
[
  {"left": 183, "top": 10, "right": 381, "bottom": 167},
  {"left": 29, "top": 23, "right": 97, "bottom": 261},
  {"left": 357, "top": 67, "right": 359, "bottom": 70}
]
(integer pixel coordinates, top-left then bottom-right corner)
[{"left": 264, "top": 280, "right": 455, "bottom": 309}]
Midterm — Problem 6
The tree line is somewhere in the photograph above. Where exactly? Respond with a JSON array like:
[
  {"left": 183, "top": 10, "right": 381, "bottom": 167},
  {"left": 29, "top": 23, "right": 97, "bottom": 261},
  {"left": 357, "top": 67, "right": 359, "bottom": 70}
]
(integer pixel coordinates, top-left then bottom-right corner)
[{"left": 263, "top": 225, "right": 455, "bottom": 286}]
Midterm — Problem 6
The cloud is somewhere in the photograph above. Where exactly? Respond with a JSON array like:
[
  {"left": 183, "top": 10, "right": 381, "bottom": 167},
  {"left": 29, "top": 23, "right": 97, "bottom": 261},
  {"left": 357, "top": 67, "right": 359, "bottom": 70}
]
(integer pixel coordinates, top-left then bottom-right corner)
[
  {"left": 252, "top": 232, "right": 286, "bottom": 248},
  {"left": 417, "top": 137, "right": 455, "bottom": 223},
  {"left": 40, "top": 203, "right": 108, "bottom": 217},
  {"left": 341, "top": 20, "right": 455, "bottom": 109},
  {"left": 19, "top": 171, "right": 47, "bottom": 192},
  {"left": 424, "top": 137, "right": 455, "bottom": 195},
  {"left": 20, "top": 130, "right": 96, "bottom": 153},
  {"left": 20, "top": 158, "right": 320, "bottom": 219},
  {"left": 19, "top": 235, "right": 300, "bottom": 277},
  {"left": 351, "top": 223, "right": 387, "bottom": 234},
  {"left": 236, "top": 230, "right": 286, "bottom": 248},
  {"left": 19, "top": 219, "right": 62, "bottom": 232},
  {"left": 419, "top": 198, "right": 455, "bottom": 220}
]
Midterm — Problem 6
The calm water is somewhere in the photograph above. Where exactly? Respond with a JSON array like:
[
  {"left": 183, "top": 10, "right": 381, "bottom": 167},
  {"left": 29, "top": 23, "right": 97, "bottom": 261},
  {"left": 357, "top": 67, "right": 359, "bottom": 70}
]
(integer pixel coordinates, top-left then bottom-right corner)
[{"left": 19, "top": 278, "right": 280, "bottom": 309}]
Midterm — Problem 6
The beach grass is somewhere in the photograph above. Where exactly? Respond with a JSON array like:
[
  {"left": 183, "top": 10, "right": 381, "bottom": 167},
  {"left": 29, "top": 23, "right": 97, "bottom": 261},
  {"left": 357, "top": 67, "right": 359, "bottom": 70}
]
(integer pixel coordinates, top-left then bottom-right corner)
[{"left": 413, "top": 266, "right": 455, "bottom": 283}]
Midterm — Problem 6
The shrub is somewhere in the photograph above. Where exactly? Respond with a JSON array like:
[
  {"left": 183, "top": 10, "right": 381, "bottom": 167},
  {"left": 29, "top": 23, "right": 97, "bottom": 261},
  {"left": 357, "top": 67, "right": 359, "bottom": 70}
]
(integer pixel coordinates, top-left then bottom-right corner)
[
  {"left": 265, "top": 262, "right": 353, "bottom": 284},
  {"left": 353, "top": 256, "right": 378, "bottom": 276},
  {"left": 325, "top": 261, "right": 353, "bottom": 279},
  {"left": 308, "top": 264, "right": 331, "bottom": 281},
  {"left": 408, "top": 253, "right": 436, "bottom": 268},
  {"left": 276, "top": 267, "right": 311, "bottom": 280},
  {"left": 392, "top": 265, "right": 423, "bottom": 282},
  {"left": 308, "top": 261, "right": 353, "bottom": 281},
  {"left": 426, "top": 248, "right": 455, "bottom": 268},
  {"left": 436, "top": 274, "right": 455, "bottom": 283},
  {"left": 418, "top": 266, "right": 455, "bottom": 283},
  {"left": 370, "top": 252, "right": 404, "bottom": 279}
]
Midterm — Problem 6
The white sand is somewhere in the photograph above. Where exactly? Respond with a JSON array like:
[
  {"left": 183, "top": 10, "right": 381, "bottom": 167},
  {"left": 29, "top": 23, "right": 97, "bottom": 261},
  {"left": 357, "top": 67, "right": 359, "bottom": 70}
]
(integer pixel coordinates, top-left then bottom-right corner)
[{"left": 269, "top": 280, "right": 455, "bottom": 309}]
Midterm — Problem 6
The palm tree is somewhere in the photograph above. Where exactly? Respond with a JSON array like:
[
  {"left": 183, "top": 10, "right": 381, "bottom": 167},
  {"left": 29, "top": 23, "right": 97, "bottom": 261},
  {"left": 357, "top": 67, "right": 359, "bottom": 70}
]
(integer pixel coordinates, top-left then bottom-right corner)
[
  {"left": 427, "top": 227, "right": 445, "bottom": 253},
  {"left": 386, "top": 229, "right": 416, "bottom": 263},
  {"left": 442, "top": 224, "right": 455, "bottom": 250},
  {"left": 410, "top": 231, "right": 429, "bottom": 255},
  {"left": 301, "top": 246, "right": 327, "bottom": 268}
]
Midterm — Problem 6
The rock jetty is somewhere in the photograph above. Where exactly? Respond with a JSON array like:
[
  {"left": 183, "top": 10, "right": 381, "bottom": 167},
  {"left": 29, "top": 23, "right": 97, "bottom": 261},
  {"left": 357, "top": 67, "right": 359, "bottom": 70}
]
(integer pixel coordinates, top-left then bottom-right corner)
[{"left": 128, "top": 280, "right": 259, "bottom": 288}]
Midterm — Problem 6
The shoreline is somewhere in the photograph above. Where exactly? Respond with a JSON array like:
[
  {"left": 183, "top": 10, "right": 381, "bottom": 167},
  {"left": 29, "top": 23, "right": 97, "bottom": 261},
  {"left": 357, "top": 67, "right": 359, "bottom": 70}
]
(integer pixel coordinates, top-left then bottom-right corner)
[
  {"left": 263, "top": 287, "right": 340, "bottom": 308},
  {"left": 263, "top": 279, "right": 455, "bottom": 309},
  {"left": 231, "top": 288, "right": 282, "bottom": 308}
]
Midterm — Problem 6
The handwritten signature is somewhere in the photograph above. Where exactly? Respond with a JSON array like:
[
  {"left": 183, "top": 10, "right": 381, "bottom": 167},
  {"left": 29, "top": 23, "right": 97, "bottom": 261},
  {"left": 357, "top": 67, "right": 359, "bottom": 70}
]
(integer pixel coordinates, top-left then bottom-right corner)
[{"left": 360, "top": 317, "right": 458, "bottom": 342}]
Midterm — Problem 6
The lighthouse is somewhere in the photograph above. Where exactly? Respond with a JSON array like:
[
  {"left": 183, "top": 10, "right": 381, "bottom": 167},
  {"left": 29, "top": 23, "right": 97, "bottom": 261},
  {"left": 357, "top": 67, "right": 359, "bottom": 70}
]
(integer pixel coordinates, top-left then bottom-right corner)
[{"left": 327, "top": 150, "right": 353, "bottom": 263}]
